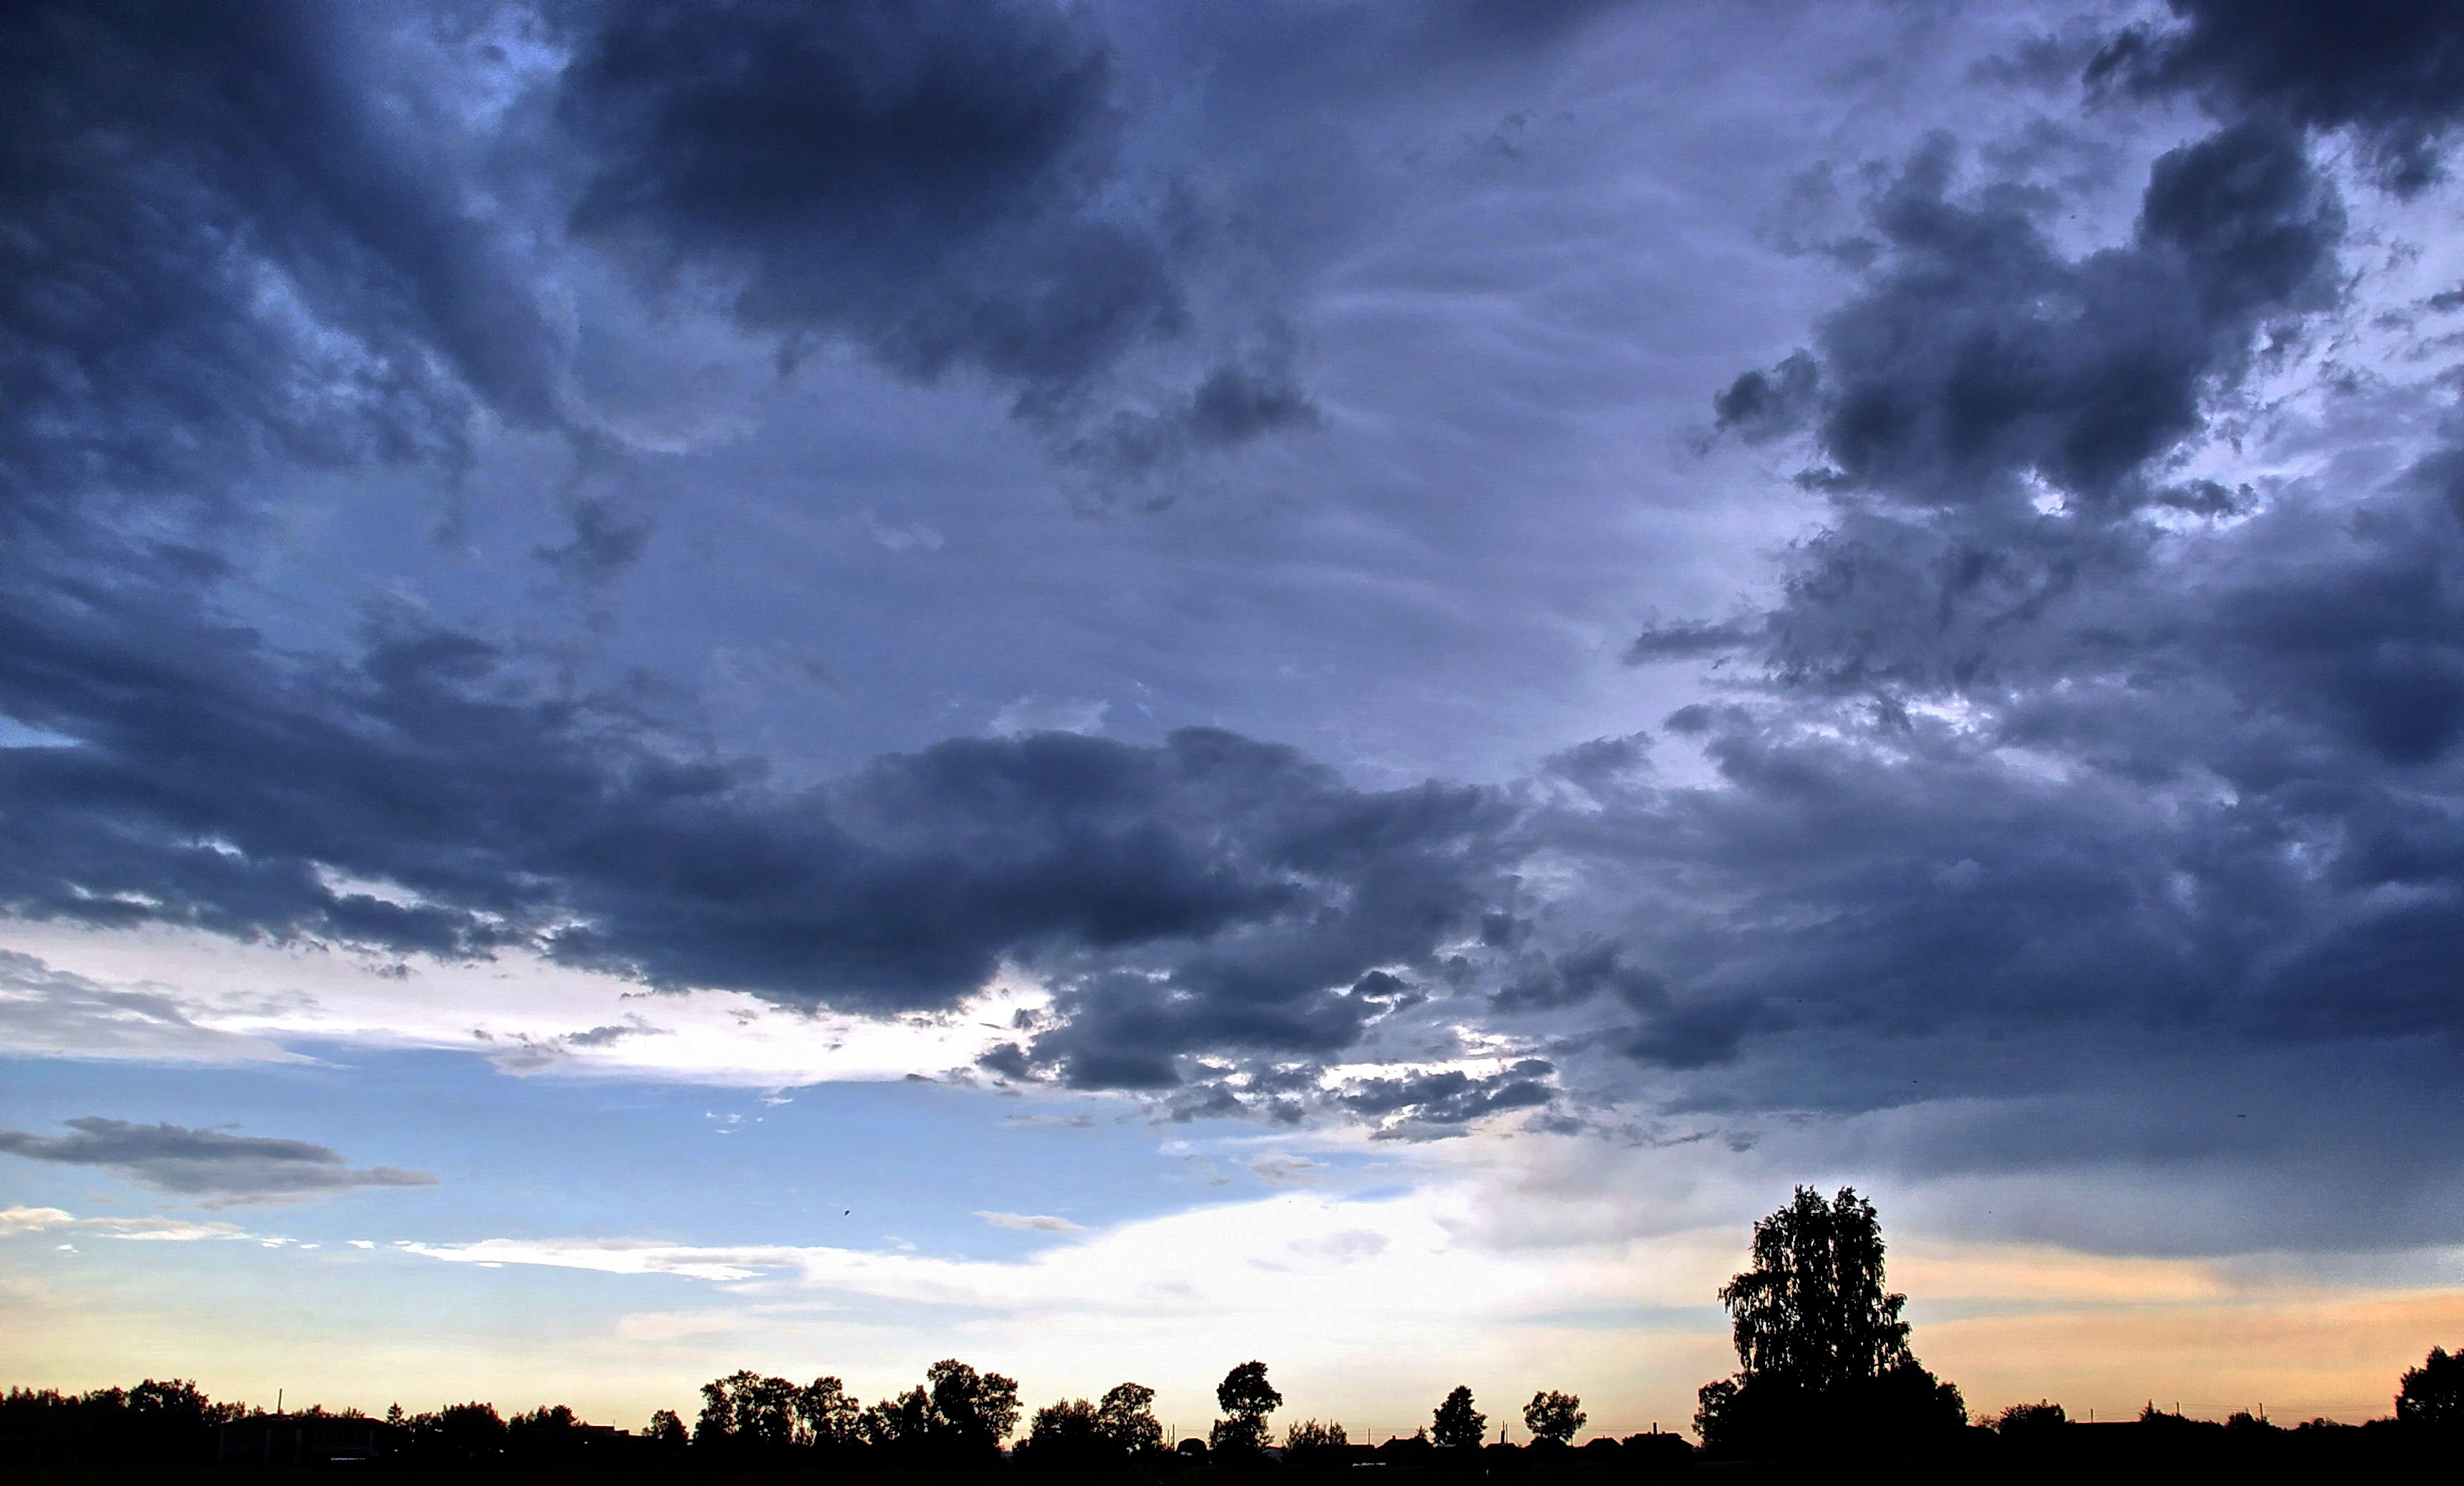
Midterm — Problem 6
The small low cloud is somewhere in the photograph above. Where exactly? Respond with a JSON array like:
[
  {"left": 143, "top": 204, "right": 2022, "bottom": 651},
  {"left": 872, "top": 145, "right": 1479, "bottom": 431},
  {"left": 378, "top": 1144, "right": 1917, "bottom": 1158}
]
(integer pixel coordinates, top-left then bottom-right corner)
[
  {"left": 565, "top": 1022, "right": 665, "bottom": 1048},
  {"left": 0, "top": 1205, "right": 74, "bottom": 1235},
  {"left": 1247, "top": 1153, "right": 1327, "bottom": 1186},
  {"left": 988, "top": 696, "right": 1108, "bottom": 737},
  {"left": 0, "top": 1117, "right": 438, "bottom": 1209},
  {"left": 973, "top": 1210, "right": 1088, "bottom": 1235},
  {"left": 1290, "top": 1228, "right": 1387, "bottom": 1263}
]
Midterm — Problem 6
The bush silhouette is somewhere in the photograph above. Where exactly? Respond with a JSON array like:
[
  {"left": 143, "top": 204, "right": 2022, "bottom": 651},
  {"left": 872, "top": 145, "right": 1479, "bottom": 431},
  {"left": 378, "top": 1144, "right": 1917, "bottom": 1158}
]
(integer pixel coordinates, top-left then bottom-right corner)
[
  {"left": 1988, "top": 1400, "right": 2066, "bottom": 1435},
  {"left": 1283, "top": 1418, "right": 1348, "bottom": 1467}
]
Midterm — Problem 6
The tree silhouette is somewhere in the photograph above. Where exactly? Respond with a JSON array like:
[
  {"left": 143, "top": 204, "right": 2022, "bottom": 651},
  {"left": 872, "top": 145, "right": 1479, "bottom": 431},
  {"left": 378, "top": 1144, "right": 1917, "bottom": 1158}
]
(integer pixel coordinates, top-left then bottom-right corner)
[
  {"left": 2398, "top": 1346, "right": 2464, "bottom": 1427},
  {"left": 646, "top": 1410, "right": 687, "bottom": 1450},
  {"left": 1095, "top": 1382, "right": 1163, "bottom": 1455},
  {"left": 1284, "top": 1418, "right": 1348, "bottom": 1465},
  {"left": 1522, "top": 1391, "right": 1584, "bottom": 1446},
  {"left": 127, "top": 1380, "right": 215, "bottom": 1431},
  {"left": 0, "top": 1378, "right": 241, "bottom": 1465},
  {"left": 925, "top": 1360, "right": 1020, "bottom": 1452},
  {"left": 862, "top": 1387, "right": 935, "bottom": 1450},
  {"left": 1694, "top": 1187, "right": 1964, "bottom": 1455},
  {"left": 695, "top": 1372, "right": 799, "bottom": 1452},
  {"left": 1210, "top": 1361, "right": 1282, "bottom": 1455},
  {"left": 1722, "top": 1187, "right": 1909, "bottom": 1390},
  {"left": 1023, "top": 1399, "right": 1103, "bottom": 1464},
  {"left": 1987, "top": 1400, "right": 2066, "bottom": 1435},
  {"left": 1432, "top": 1385, "right": 1486, "bottom": 1447},
  {"left": 511, "top": 1405, "right": 575, "bottom": 1431},
  {"left": 1021, "top": 1383, "right": 1163, "bottom": 1466},
  {"left": 795, "top": 1377, "right": 863, "bottom": 1449},
  {"left": 509, "top": 1405, "right": 614, "bottom": 1464},
  {"left": 409, "top": 1402, "right": 507, "bottom": 1465}
]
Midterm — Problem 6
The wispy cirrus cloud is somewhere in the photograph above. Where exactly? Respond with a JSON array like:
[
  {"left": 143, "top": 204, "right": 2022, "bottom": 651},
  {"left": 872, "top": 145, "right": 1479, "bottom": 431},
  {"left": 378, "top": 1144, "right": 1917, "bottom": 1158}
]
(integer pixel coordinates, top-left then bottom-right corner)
[
  {"left": 0, "top": 949, "right": 308, "bottom": 1066},
  {"left": 0, "top": 1204, "right": 251, "bottom": 1242}
]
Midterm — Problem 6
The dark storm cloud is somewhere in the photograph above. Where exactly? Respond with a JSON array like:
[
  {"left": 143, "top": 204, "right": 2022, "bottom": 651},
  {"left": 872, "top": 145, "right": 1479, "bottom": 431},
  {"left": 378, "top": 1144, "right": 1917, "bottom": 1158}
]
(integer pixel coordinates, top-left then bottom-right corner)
[
  {"left": 1022, "top": 938, "right": 1478, "bottom": 1092},
  {"left": 0, "top": 0, "right": 1324, "bottom": 596},
  {"left": 1679, "top": 114, "right": 2341, "bottom": 698},
  {"left": 535, "top": 496, "right": 656, "bottom": 584},
  {"left": 560, "top": 0, "right": 1133, "bottom": 385},
  {"left": 1338, "top": 1059, "right": 1556, "bottom": 1135},
  {"left": 1491, "top": 939, "right": 1664, "bottom": 1014},
  {"left": 1579, "top": 12, "right": 2464, "bottom": 1233},
  {"left": 18, "top": 0, "right": 2464, "bottom": 1207},
  {"left": 1586, "top": 443, "right": 2464, "bottom": 1112},
  {"left": 0, "top": 0, "right": 1523, "bottom": 1104},
  {"left": 2092, "top": 0, "right": 2464, "bottom": 195},
  {"left": 1709, "top": 350, "right": 1821, "bottom": 445},
  {"left": 1725, "top": 120, "right": 2338, "bottom": 522},
  {"left": 0, "top": 0, "right": 567, "bottom": 526},
  {"left": 555, "top": 0, "right": 1316, "bottom": 468},
  {"left": 1624, "top": 618, "right": 1760, "bottom": 664},
  {"left": 0, "top": 1117, "right": 436, "bottom": 1207},
  {"left": 1060, "top": 359, "right": 1321, "bottom": 482},
  {"left": 0, "top": 566, "right": 1512, "bottom": 1081}
]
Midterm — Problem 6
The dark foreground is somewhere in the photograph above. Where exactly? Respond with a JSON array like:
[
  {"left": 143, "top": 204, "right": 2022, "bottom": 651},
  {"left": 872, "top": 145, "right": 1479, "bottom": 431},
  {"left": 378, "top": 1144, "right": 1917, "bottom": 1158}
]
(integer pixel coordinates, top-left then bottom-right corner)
[{"left": 8, "top": 1422, "right": 2460, "bottom": 1486}]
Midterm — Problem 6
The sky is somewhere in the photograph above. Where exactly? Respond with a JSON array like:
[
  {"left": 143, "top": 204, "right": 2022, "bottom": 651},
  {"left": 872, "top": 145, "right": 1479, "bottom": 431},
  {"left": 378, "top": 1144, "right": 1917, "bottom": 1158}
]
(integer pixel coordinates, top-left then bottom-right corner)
[{"left": 6, "top": 0, "right": 2464, "bottom": 1442}]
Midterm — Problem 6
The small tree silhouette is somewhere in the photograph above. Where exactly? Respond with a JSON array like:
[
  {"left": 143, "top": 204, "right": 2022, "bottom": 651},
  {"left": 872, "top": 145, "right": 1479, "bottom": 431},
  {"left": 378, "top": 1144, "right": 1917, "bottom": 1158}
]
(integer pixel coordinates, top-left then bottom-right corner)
[
  {"left": 861, "top": 1387, "right": 934, "bottom": 1450},
  {"left": 795, "top": 1377, "right": 863, "bottom": 1449},
  {"left": 926, "top": 1360, "right": 1020, "bottom": 1452},
  {"left": 1522, "top": 1391, "right": 1584, "bottom": 1446},
  {"left": 695, "top": 1372, "right": 798, "bottom": 1452},
  {"left": 1432, "top": 1385, "right": 1486, "bottom": 1447},
  {"left": 1987, "top": 1400, "right": 2066, "bottom": 1435},
  {"left": 1095, "top": 1382, "right": 1163, "bottom": 1455},
  {"left": 1023, "top": 1399, "right": 1103, "bottom": 1464},
  {"left": 411, "top": 1402, "right": 507, "bottom": 1465},
  {"left": 1210, "top": 1361, "right": 1282, "bottom": 1455},
  {"left": 1285, "top": 1418, "right": 1348, "bottom": 1463}
]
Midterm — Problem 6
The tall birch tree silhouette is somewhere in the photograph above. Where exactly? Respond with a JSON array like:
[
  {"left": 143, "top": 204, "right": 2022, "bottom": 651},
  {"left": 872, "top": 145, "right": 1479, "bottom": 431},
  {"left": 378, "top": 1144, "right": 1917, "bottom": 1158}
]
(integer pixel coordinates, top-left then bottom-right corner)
[{"left": 1694, "top": 1187, "right": 1964, "bottom": 1455}]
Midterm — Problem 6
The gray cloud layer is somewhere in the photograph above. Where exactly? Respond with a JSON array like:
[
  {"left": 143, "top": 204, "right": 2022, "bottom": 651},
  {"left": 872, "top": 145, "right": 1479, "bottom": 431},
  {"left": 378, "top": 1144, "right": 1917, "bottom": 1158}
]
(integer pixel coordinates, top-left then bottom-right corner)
[
  {"left": 7, "top": 1, "right": 2464, "bottom": 1244},
  {"left": 0, "top": 1117, "right": 437, "bottom": 1207}
]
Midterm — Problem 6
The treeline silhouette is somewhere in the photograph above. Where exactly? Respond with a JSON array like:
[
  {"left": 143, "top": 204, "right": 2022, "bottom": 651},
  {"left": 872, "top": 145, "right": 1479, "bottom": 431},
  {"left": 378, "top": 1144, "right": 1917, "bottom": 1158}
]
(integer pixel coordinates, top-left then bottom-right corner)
[
  {"left": 9, "top": 1190, "right": 2464, "bottom": 1483},
  {"left": 0, "top": 1360, "right": 1681, "bottom": 1475}
]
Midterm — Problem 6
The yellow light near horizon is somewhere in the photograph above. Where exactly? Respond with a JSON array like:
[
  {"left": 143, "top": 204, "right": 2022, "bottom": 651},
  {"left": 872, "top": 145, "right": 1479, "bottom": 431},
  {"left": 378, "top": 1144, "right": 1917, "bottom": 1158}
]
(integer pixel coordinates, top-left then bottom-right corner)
[{"left": 9, "top": 1200, "right": 2463, "bottom": 1437}]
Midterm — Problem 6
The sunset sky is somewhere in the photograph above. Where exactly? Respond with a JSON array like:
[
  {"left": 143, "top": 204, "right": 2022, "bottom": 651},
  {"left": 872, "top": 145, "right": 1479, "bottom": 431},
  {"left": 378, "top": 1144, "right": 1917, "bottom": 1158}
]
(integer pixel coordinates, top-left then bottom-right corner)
[{"left": 7, "top": 0, "right": 2464, "bottom": 1440}]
